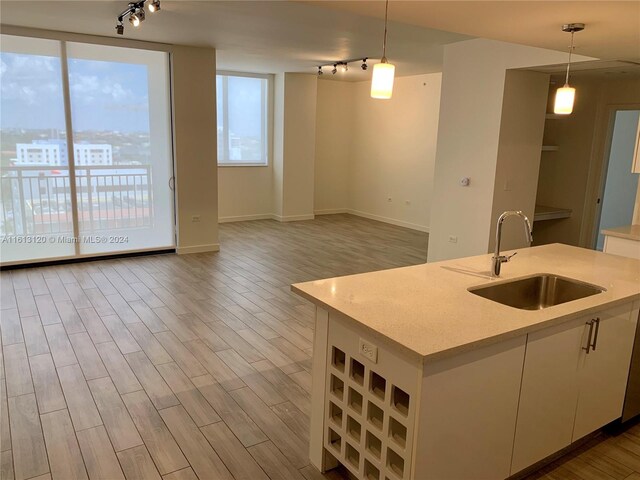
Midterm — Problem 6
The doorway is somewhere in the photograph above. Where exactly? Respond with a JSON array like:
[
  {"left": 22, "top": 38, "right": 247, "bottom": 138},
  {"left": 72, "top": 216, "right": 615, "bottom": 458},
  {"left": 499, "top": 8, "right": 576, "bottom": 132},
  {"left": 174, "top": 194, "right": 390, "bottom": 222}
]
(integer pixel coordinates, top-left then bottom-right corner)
[{"left": 593, "top": 109, "right": 640, "bottom": 250}]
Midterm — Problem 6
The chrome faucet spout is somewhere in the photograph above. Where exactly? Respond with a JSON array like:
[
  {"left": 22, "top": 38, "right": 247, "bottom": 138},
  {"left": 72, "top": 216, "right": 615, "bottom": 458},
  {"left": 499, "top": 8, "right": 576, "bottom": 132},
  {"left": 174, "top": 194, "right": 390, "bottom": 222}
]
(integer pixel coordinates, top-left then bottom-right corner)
[{"left": 492, "top": 210, "right": 533, "bottom": 277}]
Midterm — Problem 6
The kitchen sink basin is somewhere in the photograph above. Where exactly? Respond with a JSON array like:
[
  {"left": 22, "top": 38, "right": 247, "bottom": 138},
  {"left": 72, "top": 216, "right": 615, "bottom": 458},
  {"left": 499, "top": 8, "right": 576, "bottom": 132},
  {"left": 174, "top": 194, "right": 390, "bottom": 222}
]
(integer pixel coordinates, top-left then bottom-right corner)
[{"left": 468, "top": 274, "right": 605, "bottom": 310}]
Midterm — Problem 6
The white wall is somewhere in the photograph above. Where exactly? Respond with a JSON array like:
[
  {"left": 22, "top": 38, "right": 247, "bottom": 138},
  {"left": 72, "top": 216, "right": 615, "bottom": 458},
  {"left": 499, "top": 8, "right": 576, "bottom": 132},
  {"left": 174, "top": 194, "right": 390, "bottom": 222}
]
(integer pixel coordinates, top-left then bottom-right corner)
[
  {"left": 427, "top": 38, "right": 594, "bottom": 262},
  {"left": 280, "top": 73, "right": 317, "bottom": 220},
  {"left": 172, "top": 45, "right": 220, "bottom": 254},
  {"left": 314, "top": 73, "right": 442, "bottom": 232},
  {"left": 314, "top": 80, "right": 352, "bottom": 214},
  {"left": 218, "top": 167, "right": 273, "bottom": 222},
  {"left": 489, "top": 70, "right": 549, "bottom": 252},
  {"left": 349, "top": 74, "right": 441, "bottom": 231}
]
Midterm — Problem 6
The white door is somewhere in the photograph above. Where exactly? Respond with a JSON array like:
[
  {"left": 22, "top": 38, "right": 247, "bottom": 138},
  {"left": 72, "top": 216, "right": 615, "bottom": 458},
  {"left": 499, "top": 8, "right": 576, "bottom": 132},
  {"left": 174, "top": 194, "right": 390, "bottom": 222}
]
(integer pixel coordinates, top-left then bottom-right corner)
[{"left": 573, "top": 303, "right": 639, "bottom": 440}]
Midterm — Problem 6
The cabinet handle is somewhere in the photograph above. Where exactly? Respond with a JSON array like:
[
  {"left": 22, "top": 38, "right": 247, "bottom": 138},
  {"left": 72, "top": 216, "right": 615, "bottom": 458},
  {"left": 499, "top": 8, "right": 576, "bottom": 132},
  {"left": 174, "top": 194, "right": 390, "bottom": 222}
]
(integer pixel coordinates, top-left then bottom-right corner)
[
  {"left": 583, "top": 320, "right": 595, "bottom": 354},
  {"left": 591, "top": 317, "right": 600, "bottom": 351}
]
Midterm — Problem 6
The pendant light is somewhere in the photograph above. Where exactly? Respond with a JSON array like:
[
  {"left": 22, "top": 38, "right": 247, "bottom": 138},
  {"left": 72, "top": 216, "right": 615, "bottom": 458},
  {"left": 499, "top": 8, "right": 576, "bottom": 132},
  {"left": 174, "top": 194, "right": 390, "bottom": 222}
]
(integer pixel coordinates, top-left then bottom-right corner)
[
  {"left": 554, "top": 23, "right": 585, "bottom": 115},
  {"left": 371, "top": 0, "right": 395, "bottom": 99}
]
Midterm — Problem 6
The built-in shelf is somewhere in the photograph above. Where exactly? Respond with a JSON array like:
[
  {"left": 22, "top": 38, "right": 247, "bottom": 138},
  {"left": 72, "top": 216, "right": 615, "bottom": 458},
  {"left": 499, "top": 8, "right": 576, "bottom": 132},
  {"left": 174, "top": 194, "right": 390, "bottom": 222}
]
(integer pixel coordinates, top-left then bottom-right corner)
[
  {"left": 534, "top": 204, "right": 572, "bottom": 222},
  {"left": 545, "top": 113, "right": 567, "bottom": 120},
  {"left": 541, "top": 146, "right": 559, "bottom": 152}
]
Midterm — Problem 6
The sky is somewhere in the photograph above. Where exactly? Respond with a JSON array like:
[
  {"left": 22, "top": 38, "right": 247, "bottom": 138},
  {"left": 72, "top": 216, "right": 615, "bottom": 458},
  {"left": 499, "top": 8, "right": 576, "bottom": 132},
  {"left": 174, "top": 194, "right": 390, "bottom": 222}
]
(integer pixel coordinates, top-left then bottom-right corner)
[
  {"left": 0, "top": 52, "right": 150, "bottom": 133},
  {"left": 0, "top": 50, "right": 264, "bottom": 139},
  {"left": 226, "top": 75, "right": 263, "bottom": 138}
]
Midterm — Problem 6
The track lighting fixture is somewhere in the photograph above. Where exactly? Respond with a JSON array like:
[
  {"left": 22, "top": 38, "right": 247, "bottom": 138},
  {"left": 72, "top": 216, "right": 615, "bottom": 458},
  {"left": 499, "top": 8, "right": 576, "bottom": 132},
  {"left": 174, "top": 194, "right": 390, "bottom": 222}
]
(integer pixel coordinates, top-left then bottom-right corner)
[
  {"left": 554, "top": 23, "right": 585, "bottom": 115},
  {"left": 115, "top": 0, "right": 160, "bottom": 36},
  {"left": 129, "top": 11, "right": 141, "bottom": 27},
  {"left": 317, "top": 57, "right": 369, "bottom": 76}
]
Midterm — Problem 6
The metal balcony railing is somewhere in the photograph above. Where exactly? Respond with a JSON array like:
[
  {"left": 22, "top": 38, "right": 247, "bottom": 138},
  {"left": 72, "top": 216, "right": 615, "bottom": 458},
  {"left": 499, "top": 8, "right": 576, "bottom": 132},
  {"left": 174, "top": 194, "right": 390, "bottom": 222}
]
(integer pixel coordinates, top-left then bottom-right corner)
[{"left": 0, "top": 165, "right": 154, "bottom": 236}]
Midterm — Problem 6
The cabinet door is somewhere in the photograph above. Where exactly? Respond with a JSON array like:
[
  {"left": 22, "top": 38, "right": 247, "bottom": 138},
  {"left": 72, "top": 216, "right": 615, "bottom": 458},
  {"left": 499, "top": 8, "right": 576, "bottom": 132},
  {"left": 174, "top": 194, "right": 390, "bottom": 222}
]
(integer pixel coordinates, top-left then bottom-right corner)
[
  {"left": 573, "top": 304, "right": 639, "bottom": 441},
  {"left": 510, "top": 317, "right": 587, "bottom": 475}
]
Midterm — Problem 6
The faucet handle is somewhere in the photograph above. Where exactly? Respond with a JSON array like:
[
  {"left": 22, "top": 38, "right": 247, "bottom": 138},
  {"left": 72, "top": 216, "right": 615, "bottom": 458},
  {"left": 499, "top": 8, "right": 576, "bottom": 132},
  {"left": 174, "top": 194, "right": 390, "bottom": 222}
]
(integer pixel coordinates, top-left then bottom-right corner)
[{"left": 505, "top": 252, "right": 518, "bottom": 262}]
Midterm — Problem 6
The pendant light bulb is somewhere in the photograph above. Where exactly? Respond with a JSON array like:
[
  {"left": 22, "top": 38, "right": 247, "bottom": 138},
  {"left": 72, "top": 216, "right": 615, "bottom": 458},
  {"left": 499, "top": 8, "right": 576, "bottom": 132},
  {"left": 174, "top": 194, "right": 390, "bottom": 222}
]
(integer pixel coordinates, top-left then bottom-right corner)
[
  {"left": 554, "top": 85, "right": 576, "bottom": 114},
  {"left": 371, "top": 61, "right": 395, "bottom": 99},
  {"left": 371, "top": 0, "right": 394, "bottom": 99},
  {"left": 553, "top": 23, "right": 585, "bottom": 115}
]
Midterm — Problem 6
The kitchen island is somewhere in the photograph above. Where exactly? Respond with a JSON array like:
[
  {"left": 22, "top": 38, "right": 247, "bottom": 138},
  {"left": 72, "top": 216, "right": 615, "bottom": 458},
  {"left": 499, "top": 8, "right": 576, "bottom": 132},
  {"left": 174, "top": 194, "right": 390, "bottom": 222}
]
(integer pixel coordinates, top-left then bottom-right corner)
[{"left": 292, "top": 243, "right": 640, "bottom": 480}]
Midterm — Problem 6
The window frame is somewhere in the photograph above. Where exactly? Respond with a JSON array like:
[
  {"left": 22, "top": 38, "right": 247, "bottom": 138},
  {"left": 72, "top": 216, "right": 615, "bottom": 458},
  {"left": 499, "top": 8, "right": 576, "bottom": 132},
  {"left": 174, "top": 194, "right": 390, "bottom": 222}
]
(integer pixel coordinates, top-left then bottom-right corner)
[{"left": 216, "top": 70, "right": 273, "bottom": 167}]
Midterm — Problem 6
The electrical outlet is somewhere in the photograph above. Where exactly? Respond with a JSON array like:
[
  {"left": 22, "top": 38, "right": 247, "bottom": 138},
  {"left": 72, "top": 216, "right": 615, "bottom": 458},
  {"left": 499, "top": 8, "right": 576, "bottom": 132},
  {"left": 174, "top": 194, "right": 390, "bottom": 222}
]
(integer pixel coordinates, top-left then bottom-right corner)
[
  {"left": 448, "top": 235, "right": 458, "bottom": 243},
  {"left": 191, "top": 215, "right": 201, "bottom": 223},
  {"left": 359, "top": 338, "right": 378, "bottom": 363}
]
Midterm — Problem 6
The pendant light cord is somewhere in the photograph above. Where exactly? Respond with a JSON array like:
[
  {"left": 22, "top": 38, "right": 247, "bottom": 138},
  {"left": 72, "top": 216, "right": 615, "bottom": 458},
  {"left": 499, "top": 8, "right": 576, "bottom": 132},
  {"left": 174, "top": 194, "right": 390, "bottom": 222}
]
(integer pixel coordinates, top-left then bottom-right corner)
[
  {"left": 381, "top": 0, "right": 389, "bottom": 62},
  {"left": 565, "top": 31, "right": 575, "bottom": 86}
]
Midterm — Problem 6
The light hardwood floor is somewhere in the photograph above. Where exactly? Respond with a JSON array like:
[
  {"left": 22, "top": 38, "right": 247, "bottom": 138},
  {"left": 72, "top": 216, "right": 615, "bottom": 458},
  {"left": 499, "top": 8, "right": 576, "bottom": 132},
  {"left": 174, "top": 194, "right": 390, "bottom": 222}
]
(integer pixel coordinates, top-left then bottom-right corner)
[{"left": 0, "top": 214, "right": 638, "bottom": 480}]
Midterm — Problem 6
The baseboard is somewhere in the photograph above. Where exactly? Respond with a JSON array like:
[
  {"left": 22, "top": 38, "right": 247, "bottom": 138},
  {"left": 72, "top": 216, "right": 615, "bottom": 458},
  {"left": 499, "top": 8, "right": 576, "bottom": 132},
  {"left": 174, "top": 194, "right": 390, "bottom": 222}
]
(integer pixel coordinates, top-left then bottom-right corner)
[
  {"left": 347, "top": 209, "right": 430, "bottom": 233},
  {"left": 272, "top": 214, "right": 315, "bottom": 222},
  {"left": 314, "top": 208, "right": 349, "bottom": 215},
  {"left": 218, "top": 213, "right": 273, "bottom": 223},
  {"left": 217, "top": 209, "right": 428, "bottom": 232},
  {"left": 176, "top": 243, "right": 220, "bottom": 254}
]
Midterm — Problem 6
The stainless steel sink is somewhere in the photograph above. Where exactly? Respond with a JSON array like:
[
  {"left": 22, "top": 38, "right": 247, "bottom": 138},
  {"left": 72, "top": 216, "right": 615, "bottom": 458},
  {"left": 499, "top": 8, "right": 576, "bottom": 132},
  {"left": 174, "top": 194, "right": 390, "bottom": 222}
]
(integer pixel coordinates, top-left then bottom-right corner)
[{"left": 468, "top": 274, "right": 605, "bottom": 310}]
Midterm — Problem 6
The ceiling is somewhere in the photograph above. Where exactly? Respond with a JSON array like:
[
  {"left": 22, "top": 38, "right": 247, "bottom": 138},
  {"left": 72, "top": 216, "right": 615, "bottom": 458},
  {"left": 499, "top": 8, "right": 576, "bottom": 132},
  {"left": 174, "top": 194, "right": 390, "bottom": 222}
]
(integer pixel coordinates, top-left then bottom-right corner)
[
  {"left": 306, "top": 1, "right": 640, "bottom": 63},
  {"left": 0, "top": 1, "right": 469, "bottom": 80},
  {"left": 1, "top": 1, "right": 636, "bottom": 80}
]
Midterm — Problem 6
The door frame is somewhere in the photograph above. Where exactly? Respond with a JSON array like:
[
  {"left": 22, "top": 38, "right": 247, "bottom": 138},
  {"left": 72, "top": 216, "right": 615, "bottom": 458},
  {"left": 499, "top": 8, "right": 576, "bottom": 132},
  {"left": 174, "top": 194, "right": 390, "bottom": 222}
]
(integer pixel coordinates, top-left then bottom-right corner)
[{"left": 581, "top": 103, "right": 640, "bottom": 249}]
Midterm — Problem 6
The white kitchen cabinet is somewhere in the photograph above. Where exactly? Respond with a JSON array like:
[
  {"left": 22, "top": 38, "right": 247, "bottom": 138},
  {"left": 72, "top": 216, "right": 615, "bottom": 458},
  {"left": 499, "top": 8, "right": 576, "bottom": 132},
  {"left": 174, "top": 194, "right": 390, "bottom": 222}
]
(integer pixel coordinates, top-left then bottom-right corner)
[
  {"left": 603, "top": 234, "right": 640, "bottom": 259},
  {"left": 415, "top": 336, "right": 526, "bottom": 480},
  {"left": 510, "top": 317, "right": 584, "bottom": 474},
  {"left": 573, "top": 303, "right": 639, "bottom": 440},
  {"left": 511, "top": 302, "right": 638, "bottom": 475}
]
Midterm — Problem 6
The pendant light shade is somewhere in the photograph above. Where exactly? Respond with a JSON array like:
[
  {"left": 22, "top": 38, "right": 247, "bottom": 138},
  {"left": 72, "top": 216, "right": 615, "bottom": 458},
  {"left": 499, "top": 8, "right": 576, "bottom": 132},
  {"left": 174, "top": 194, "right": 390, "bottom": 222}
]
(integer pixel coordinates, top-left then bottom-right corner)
[
  {"left": 371, "top": 61, "right": 395, "bottom": 99},
  {"left": 554, "top": 84, "right": 576, "bottom": 114},
  {"left": 371, "top": 0, "right": 394, "bottom": 99},
  {"left": 553, "top": 23, "right": 585, "bottom": 115}
]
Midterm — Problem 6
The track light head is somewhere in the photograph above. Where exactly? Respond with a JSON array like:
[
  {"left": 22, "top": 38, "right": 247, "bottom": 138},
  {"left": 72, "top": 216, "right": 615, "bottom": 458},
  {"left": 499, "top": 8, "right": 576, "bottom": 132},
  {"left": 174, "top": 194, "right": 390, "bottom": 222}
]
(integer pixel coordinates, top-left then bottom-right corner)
[
  {"left": 361, "top": 59, "right": 368, "bottom": 71},
  {"left": 339, "top": 62, "right": 348, "bottom": 73},
  {"left": 317, "top": 66, "right": 323, "bottom": 76},
  {"left": 332, "top": 64, "right": 337, "bottom": 75},
  {"left": 148, "top": 0, "right": 160, "bottom": 12},
  {"left": 130, "top": 13, "right": 140, "bottom": 26},
  {"left": 115, "top": 23, "right": 124, "bottom": 35}
]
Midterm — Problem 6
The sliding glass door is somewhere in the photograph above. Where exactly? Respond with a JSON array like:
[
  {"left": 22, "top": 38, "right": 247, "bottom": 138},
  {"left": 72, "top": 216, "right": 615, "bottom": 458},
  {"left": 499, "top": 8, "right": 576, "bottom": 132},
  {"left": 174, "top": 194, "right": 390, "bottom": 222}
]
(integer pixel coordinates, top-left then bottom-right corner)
[
  {"left": 0, "top": 35, "right": 174, "bottom": 265},
  {"left": 66, "top": 43, "right": 174, "bottom": 256},
  {"left": 0, "top": 36, "right": 76, "bottom": 262}
]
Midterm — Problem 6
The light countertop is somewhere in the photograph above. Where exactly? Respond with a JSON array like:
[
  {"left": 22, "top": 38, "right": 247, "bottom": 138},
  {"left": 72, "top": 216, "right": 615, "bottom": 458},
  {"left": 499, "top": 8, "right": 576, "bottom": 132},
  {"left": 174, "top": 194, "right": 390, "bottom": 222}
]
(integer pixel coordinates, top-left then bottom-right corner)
[
  {"left": 291, "top": 244, "right": 640, "bottom": 363},
  {"left": 602, "top": 224, "right": 640, "bottom": 242}
]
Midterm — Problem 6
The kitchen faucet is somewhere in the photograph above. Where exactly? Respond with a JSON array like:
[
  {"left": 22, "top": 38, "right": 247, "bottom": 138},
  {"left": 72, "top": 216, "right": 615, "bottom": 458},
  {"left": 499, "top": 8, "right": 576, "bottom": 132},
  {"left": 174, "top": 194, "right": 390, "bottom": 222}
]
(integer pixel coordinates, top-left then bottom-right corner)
[{"left": 492, "top": 211, "right": 533, "bottom": 277}]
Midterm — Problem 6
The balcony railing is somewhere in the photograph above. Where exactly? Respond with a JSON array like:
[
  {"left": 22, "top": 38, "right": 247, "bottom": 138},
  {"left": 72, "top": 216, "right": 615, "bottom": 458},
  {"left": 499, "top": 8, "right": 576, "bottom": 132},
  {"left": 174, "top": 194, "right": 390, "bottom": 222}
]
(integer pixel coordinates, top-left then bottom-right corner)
[{"left": 0, "top": 164, "right": 153, "bottom": 236}]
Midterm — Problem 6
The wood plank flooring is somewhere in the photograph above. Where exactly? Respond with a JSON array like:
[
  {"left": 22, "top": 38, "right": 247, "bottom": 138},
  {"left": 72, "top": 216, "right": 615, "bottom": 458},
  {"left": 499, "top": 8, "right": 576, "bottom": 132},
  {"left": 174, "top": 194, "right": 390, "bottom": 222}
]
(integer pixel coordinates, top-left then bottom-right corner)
[{"left": 0, "top": 214, "right": 638, "bottom": 480}]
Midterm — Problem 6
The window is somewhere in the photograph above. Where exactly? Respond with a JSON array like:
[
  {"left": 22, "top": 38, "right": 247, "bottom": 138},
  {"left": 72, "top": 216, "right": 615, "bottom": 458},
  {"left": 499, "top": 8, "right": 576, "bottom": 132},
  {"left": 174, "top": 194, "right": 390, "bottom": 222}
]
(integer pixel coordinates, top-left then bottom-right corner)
[{"left": 216, "top": 72, "right": 270, "bottom": 166}]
